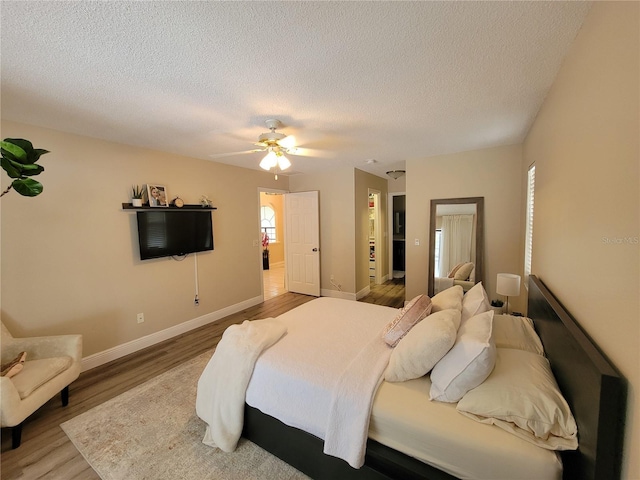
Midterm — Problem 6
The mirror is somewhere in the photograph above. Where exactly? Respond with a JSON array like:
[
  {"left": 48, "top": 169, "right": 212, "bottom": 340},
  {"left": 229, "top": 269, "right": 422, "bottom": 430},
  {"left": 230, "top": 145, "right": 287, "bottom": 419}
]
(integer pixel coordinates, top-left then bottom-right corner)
[{"left": 428, "top": 197, "right": 484, "bottom": 297}]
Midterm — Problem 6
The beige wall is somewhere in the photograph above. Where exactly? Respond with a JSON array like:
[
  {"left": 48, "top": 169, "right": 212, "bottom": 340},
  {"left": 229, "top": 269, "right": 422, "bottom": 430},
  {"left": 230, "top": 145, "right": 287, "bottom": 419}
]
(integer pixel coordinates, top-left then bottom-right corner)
[
  {"left": 523, "top": 3, "right": 639, "bottom": 478},
  {"left": 354, "top": 168, "right": 389, "bottom": 295},
  {"left": 405, "top": 144, "right": 524, "bottom": 308},
  {"left": 1, "top": 121, "right": 285, "bottom": 357},
  {"left": 289, "top": 168, "right": 356, "bottom": 296}
]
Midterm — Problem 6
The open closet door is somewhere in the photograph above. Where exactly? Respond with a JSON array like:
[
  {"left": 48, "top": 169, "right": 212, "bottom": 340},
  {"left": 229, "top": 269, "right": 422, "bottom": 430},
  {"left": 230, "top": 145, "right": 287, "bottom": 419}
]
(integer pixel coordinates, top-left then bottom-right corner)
[{"left": 285, "top": 191, "right": 320, "bottom": 296}]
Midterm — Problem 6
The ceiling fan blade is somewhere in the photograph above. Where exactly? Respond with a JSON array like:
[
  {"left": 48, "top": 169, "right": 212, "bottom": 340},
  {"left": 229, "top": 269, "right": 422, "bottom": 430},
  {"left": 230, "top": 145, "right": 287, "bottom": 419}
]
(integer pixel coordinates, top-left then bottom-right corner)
[
  {"left": 286, "top": 147, "right": 334, "bottom": 158},
  {"left": 209, "top": 149, "right": 263, "bottom": 159},
  {"left": 277, "top": 135, "right": 298, "bottom": 150}
]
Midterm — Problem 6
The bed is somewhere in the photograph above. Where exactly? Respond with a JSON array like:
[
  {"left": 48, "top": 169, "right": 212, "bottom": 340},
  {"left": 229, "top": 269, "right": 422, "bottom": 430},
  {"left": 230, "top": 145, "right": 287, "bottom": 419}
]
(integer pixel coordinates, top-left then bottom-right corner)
[{"left": 198, "top": 275, "right": 625, "bottom": 480}]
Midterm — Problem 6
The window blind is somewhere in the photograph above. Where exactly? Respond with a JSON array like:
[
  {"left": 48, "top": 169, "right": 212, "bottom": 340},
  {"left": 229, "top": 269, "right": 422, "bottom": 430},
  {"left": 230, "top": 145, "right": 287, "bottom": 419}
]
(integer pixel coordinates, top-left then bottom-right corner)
[{"left": 524, "top": 165, "right": 536, "bottom": 282}]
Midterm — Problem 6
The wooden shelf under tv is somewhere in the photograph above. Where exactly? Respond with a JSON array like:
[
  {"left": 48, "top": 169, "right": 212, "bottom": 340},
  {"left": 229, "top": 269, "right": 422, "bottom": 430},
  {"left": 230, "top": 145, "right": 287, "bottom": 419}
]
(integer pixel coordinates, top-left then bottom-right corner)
[{"left": 122, "top": 203, "right": 217, "bottom": 211}]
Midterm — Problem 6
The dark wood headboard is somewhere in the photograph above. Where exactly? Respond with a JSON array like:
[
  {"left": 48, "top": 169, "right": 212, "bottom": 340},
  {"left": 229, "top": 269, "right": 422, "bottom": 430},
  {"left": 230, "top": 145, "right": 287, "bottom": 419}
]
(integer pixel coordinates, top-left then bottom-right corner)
[{"left": 528, "top": 275, "right": 626, "bottom": 480}]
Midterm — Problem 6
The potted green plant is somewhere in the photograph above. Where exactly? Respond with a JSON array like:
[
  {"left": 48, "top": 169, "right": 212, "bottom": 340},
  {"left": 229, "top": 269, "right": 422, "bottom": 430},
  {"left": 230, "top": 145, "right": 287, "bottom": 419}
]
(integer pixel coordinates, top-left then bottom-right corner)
[
  {"left": 1, "top": 138, "right": 49, "bottom": 197},
  {"left": 131, "top": 185, "right": 144, "bottom": 207},
  {"left": 490, "top": 299, "right": 504, "bottom": 314}
]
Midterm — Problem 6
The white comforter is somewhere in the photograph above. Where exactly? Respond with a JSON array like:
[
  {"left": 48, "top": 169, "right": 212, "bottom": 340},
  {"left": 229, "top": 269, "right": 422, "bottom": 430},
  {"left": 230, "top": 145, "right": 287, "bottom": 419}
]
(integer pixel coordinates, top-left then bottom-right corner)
[{"left": 245, "top": 297, "right": 397, "bottom": 468}]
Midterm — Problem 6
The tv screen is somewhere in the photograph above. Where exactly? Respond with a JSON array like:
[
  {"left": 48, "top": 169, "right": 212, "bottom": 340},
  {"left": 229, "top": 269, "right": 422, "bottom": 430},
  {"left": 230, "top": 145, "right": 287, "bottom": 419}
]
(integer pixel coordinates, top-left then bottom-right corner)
[{"left": 136, "top": 211, "right": 213, "bottom": 260}]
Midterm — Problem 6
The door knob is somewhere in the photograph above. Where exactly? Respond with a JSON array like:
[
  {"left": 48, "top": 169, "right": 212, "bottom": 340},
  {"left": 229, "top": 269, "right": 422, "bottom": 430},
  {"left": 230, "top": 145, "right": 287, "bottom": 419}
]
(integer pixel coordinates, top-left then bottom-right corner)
[{"left": 312, "top": 248, "right": 319, "bottom": 252}]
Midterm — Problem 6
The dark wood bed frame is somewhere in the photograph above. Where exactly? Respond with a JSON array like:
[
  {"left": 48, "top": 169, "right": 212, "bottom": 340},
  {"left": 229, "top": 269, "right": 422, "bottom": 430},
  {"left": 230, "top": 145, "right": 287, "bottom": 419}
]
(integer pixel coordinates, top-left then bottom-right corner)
[{"left": 242, "top": 275, "right": 626, "bottom": 480}]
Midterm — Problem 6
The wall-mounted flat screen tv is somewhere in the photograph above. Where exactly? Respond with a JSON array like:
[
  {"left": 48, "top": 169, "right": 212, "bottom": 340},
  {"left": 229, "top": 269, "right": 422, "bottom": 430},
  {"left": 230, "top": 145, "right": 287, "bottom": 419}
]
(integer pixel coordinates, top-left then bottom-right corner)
[{"left": 136, "top": 211, "right": 213, "bottom": 260}]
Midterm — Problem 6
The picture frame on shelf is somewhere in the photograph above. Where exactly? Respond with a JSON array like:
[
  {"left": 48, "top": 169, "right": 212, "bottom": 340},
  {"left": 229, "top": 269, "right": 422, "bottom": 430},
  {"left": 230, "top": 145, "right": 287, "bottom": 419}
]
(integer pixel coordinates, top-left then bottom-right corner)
[{"left": 146, "top": 184, "right": 168, "bottom": 207}]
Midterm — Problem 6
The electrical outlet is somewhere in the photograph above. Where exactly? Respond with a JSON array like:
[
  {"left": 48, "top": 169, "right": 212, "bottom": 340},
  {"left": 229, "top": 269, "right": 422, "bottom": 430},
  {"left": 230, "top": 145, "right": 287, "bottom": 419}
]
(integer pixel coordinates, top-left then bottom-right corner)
[
  {"left": 330, "top": 274, "right": 335, "bottom": 281},
  {"left": 414, "top": 238, "right": 420, "bottom": 246},
  {"left": 194, "top": 297, "right": 199, "bottom": 306},
  {"left": 137, "top": 313, "right": 144, "bottom": 324}
]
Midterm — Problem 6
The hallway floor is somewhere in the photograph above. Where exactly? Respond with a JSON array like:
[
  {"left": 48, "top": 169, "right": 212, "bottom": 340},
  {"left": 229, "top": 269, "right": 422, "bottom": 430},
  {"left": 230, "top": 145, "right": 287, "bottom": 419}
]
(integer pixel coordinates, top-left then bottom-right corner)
[
  {"left": 263, "top": 263, "right": 405, "bottom": 308},
  {"left": 263, "top": 262, "right": 286, "bottom": 300}
]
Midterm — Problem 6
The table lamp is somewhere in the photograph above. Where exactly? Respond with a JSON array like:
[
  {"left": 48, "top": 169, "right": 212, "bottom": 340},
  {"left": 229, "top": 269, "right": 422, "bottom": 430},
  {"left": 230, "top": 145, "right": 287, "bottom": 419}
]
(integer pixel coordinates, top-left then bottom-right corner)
[{"left": 496, "top": 273, "right": 521, "bottom": 314}]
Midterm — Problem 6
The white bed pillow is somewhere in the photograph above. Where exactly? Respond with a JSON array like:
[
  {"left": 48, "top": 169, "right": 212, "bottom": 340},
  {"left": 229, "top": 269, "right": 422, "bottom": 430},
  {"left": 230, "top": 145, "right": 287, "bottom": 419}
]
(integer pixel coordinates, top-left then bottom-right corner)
[
  {"left": 457, "top": 348, "right": 578, "bottom": 451},
  {"left": 382, "top": 294, "right": 432, "bottom": 347},
  {"left": 429, "top": 310, "right": 495, "bottom": 403},
  {"left": 447, "top": 262, "right": 464, "bottom": 278},
  {"left": 493, "top": 315, "right": 544, "bottom": 355},
  {"left": 454, "top": 262, "right": 474, "bottom": 281},
  {"left": 461, "top": 282, "right": 491, "bottom": 323},
  {"left": 384, "top": 309, "right": 460, "bottom": 382},
  {"left": 431, "top": 285, "right": 463, "bottom": 321}
]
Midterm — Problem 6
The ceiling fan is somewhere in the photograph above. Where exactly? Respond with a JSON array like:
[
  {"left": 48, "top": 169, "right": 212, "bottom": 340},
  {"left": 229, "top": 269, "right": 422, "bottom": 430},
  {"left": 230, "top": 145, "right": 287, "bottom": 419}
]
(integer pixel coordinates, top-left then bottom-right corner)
[{"left": 209, "top": 119, "right": 307, "bottom": 177}]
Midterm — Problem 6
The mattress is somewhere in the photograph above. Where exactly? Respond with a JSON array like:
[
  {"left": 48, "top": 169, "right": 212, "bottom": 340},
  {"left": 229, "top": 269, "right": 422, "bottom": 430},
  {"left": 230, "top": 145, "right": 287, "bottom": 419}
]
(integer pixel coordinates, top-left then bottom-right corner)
[{"left": 370, "top": 376, "right": 563, "bottom": 480}]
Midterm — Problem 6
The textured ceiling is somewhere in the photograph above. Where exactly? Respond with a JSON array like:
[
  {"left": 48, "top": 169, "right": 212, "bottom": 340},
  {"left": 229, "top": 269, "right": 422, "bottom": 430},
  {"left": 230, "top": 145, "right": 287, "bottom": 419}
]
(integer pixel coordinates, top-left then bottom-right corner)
[{"left": 1, "top": 1, "right": 591, "bottom": 178}]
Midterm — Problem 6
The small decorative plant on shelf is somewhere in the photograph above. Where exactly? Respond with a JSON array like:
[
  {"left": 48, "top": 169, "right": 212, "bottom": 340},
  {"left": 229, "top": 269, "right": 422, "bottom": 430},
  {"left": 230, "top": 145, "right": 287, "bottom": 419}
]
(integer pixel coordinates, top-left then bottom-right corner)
[
  {"left": 131, "top": 185, "right": 144, "bottom": 207},
  {"left": 1, "top": 138, "right": 49, "bottom": 198}
]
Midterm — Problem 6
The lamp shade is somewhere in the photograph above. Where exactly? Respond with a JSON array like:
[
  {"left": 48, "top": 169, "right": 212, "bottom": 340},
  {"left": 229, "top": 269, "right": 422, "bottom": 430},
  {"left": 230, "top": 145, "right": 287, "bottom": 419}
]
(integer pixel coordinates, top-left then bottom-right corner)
[
  {"left": 277, "top": 154, "right": 291, "bottom": 170},
  {"left": 496, "top": 273, "right": 521, "bottom": 297},
  {"left": 386, "top": 170, "right": 405, "bottom": 180},
  {"left": 259, "top": 151, "right": 278, "bottom": 170}
]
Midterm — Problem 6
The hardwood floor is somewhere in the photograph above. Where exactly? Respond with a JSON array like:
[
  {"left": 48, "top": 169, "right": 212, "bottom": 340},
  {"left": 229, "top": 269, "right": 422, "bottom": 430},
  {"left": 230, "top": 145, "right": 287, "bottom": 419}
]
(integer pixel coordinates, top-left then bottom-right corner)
[
  {"left": 360, "top": 276, "right": 406, "bottom": 309},
  {"left": 0, "top": 281, "right": 404, "bottom": 480}
]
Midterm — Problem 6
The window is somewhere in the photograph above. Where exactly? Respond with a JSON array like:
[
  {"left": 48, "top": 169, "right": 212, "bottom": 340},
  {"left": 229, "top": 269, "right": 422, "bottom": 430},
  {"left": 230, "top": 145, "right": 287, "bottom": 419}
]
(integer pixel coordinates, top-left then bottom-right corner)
[
  {"left": 524, "top": 165, "right": 536, "bottom": 283},
  {"left": 260, "top": 205, "right": 277, "bottom": 243},
  {"left": 434, "top": 229, "right": 442, "bottom": 277}
]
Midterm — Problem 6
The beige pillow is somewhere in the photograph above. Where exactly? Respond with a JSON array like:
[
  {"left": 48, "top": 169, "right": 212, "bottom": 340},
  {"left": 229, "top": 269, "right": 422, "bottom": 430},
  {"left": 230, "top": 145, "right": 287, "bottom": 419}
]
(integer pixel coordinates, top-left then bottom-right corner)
[
  {"left": 12, "top": 356, "right": 73, "bottom": 398},
  {"left": 384, "top": 309, "right": 460, "bottom": 382},
  {"left": 447, "top": 262, "right": 464, "bottom": 278},
  {"left": 429, "top": 310, "right": 495, "bottom": 403},
  {"left": 0, "top": 351, "right": 26, "bottom": 378},
  {"left": 431, "top": 285, "right": 464, "bottom": 321},
  {"left": 461, "top": 282, "right": 491, "bottom": 323},
  {"left": 454, "top": 262, "right": 474, "bottom": 281},
  {"left": 382, "top": 294, "right": 432, "bottom": 347},
  {"left": 457, "top": 348, "right": 578, "bottom": 451},
  {"left": 493, "top": 315, "right": 544, "bottom": 355}
]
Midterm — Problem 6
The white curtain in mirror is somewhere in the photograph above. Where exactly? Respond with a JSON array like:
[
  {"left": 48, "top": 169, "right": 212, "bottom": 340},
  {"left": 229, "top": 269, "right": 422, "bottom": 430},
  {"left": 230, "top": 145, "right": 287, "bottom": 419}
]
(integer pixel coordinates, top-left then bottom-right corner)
[{"left": 438, "top": 214, "right": 474, "bottom": 276}]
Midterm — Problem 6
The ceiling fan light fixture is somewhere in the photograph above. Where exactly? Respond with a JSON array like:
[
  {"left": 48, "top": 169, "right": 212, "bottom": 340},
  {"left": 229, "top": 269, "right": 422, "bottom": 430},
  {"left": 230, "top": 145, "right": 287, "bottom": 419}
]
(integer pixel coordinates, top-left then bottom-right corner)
[
  {"left": 386, "top": 170, "right": 406, "bottom": 180},
  {"left": 277, "top": 154, "right": 291, "bottom": 170},
  {"left": 260, "top": 150, "right": 278, "bottom": 170}
]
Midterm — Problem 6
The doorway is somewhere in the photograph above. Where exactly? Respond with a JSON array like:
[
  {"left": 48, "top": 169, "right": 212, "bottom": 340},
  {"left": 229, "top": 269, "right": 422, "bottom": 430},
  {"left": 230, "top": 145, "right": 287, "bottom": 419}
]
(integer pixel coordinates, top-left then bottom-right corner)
[
  {"left": 260, "top": 190, "right": 287, "bottom": 300},
  {"left": 389, "top": 193, "right": 406, "bottom": 279},
  {"left": 259, "top": 190, "right": 321, "bottom": 299},
  {"left": 368, "top": 190, "right": 383, "bottom": 285}
]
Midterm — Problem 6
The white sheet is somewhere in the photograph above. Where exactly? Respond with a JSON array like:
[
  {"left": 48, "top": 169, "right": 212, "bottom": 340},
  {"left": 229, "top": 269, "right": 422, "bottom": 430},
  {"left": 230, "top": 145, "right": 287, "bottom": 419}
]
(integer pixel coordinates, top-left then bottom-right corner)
[
  {"left": 369, "top": 376, "right": 563, "bottom": 480},
  {"left": 245, "top": 297, "right": 397, "bottom": 467},
  {"left": 195, "top": 318, "right": 287, "bottom": 452}
]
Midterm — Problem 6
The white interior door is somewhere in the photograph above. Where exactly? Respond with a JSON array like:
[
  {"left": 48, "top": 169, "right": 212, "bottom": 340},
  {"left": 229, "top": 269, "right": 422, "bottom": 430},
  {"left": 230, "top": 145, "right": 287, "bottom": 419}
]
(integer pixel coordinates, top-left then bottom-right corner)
[{"left": 285, "top": 191, "right": 320, "bottom": 296}]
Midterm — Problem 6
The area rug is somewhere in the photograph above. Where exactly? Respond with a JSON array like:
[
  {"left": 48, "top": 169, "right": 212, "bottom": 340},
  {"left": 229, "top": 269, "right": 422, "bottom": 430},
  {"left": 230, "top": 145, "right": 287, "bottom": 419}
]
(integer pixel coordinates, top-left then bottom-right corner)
[{"left": 61, "top": 352, "right": 308, "bottom": 480}]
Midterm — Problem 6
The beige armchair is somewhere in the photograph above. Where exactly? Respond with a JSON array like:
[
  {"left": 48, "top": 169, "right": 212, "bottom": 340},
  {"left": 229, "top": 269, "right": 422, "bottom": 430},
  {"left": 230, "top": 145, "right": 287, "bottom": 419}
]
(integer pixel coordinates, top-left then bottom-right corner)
[{"left": 1, "top": 322, "right": 82, "bottom": 448}]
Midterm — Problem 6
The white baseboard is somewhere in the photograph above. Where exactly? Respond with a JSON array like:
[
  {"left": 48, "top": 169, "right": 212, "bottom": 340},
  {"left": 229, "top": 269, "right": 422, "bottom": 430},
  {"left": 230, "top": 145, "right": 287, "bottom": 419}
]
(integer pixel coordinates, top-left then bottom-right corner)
[
  {"left": 320, "top": 288, "right": 356, "bottom": 301},
  {"left": 356, "top": 285, "right": 371, "bottom": 300},
  {"left": 81, "top": 295, "right": 263, "bottom": 372}
]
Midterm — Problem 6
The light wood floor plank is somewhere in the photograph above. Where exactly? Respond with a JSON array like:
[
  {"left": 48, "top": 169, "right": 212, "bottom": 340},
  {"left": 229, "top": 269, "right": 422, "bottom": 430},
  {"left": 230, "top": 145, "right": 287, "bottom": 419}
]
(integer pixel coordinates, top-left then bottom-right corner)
[{"left": 1, "top": 281, "right": 403, "bottom": 479}]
